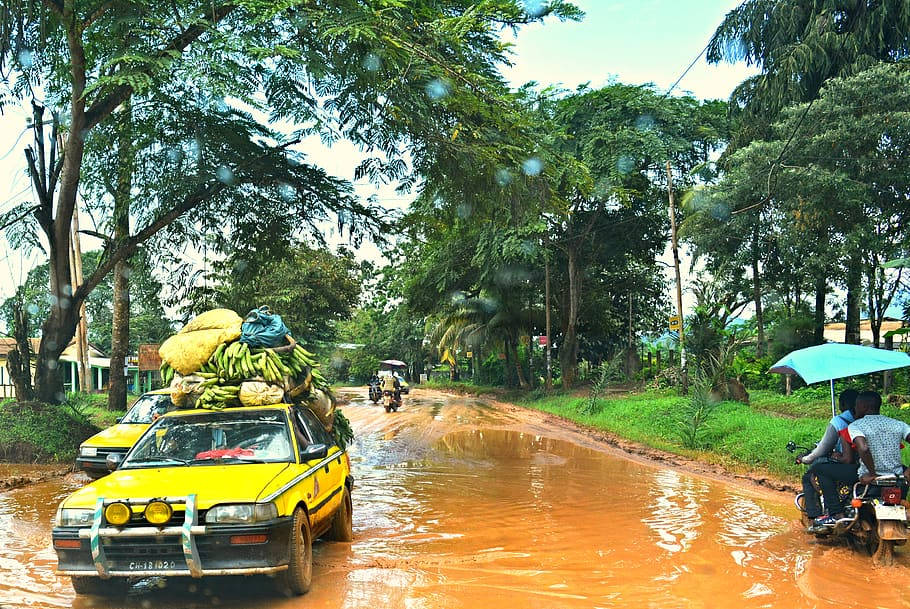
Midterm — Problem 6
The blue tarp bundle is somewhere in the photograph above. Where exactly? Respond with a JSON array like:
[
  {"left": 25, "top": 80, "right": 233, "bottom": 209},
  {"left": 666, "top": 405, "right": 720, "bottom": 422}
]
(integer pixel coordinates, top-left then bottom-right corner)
[{"left": 239, "top": 306, "right": 290, "bottom": 348}]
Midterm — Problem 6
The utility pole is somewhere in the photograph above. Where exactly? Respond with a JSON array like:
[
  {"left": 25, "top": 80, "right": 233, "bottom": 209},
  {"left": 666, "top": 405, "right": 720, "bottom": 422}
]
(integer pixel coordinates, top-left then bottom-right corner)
[
  {"left": 544, "top": 234, "right": 553, "bottom": 391},
  {"left": 666, "top": 161, "right": 688, "bottom": 394}
]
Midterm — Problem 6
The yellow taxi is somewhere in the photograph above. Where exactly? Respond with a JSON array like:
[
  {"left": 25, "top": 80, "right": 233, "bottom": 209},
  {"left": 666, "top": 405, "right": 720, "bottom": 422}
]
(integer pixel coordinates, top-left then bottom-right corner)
[
  {"left": 53, "top": 404, "right": 353, "bottom": 597},
  {"left": 75, "top": 390, "right": 174, "bottom": 479}
]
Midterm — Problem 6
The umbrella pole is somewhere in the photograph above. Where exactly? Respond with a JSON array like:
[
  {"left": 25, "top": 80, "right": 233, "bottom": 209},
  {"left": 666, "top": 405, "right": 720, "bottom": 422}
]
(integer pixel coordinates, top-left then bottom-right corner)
[{"left": 830, "top": 379, "right": 836, "bottom": 418}]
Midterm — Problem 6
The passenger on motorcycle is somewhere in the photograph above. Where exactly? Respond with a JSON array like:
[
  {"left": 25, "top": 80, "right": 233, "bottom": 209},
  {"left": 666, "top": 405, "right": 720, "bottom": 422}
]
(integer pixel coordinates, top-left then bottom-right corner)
[
  {"left": 810, "top": 392, "right": 879, "bottom": 529},
  {"left": 381, "top": 373, "right": 401, "bottom": 402},
  {"left": 798, "top": 389, "right": 858, "bottom": 522}
]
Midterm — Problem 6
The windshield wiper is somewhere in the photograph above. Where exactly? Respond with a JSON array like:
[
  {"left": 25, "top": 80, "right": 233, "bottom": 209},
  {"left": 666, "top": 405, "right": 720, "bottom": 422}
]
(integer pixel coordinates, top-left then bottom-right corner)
[
  {"left": 127, "top": 456, "right": 190, "bottom": 466},
  {"left": 191, "top": 456, "right": 271, "bottom": 464}
]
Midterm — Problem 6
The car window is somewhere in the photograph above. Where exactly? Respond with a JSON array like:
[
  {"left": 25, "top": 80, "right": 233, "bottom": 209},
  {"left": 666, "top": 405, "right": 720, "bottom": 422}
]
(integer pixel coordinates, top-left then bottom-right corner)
[
  {"left": 123, "top": 410, "right": 293, "bottom": 467},
  {"left": 294, "top": 406, "right": 335, "bottom": 447},
  {"left": 120, "top": 394, "right": 174, "bottom": 423}
]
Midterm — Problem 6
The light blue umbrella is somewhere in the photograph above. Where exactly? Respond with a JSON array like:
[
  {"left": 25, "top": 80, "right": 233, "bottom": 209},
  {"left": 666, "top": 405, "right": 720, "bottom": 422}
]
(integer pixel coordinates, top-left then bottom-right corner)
[{"left": 769, "top": 343, "right": 910, "bottom": 416}]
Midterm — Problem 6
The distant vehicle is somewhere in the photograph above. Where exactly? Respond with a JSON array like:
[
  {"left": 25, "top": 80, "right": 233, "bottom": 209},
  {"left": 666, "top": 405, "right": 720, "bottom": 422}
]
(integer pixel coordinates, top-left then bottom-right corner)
[
  {"left": 367, "top": 378, "right": 381, "bottom": 403},
  {"left": 54, "top": 404, "right": 353, "bottom": 597},
  {"left": 377, "top": 369, "right": 409, "bottom": 394},
  {"left": 75, "top": 390, "right": 173, "bottom": 479}
]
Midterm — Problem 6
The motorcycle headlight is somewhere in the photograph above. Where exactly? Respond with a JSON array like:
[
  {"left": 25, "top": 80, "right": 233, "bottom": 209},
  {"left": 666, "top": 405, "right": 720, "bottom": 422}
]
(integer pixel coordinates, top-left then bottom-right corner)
[
  {"left": 56, "top": 508, "right": 94, "bottom": 527},
  {"left": 205, "top": 503, "right": 278, "bottom": 524}
]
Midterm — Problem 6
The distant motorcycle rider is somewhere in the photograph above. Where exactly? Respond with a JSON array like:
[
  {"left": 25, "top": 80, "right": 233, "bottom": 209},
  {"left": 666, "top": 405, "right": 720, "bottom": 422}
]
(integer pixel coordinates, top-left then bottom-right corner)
[{"left": 380, "top": 373, "right": 401, "bottom": 403}]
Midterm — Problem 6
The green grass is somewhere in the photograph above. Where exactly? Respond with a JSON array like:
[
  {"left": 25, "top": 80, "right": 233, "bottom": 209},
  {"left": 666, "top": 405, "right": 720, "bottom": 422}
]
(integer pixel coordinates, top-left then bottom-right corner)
[
  {"left": 514, "top": 389, "right": 829, "bottom": 479},
  {"left": 0, "top": 401, "right": 100, "bottom": 463},
  {"left": 421, "top": 379, "right": 506, "bottom": 396}
]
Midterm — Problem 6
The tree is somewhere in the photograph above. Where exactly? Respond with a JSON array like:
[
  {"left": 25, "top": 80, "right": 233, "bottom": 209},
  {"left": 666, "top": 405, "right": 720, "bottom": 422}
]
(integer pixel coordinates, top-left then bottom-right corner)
[
  {"left": 544, "top": 85, "right": 728, "bottom": 387},
  {"left": 0, "top": 0, "right": 581, "bottom": 402},
  {"left": 708, "top": 0, "right": 910, "bottom": 142},
  {"left": 186, "top": 246, "right": 367, "bottom": 345}
]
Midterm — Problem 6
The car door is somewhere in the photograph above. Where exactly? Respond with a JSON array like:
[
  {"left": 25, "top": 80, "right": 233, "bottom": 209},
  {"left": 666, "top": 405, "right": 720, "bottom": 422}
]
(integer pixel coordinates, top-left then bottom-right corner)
[{"left": 291, "top": 407, "right": 344, "bottom": 531}]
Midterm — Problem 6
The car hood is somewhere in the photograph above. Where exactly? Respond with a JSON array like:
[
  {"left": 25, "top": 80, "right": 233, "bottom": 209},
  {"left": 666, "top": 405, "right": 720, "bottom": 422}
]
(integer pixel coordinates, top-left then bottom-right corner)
[
  {"left": 81, "top": 423, "right": 149, "bottom": 450},
  {"left": 63, "top": 463, "right": 291, "bottom": 510}
]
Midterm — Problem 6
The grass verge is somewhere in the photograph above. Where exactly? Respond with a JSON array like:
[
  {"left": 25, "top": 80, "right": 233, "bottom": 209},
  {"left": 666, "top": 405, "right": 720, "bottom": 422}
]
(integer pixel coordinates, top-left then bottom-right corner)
[
  {"left": 0, "top": 400, "right": 100, "bottom": 463},
  {"left": 434, "top": 383, "right": 910, "bottom": 481}
]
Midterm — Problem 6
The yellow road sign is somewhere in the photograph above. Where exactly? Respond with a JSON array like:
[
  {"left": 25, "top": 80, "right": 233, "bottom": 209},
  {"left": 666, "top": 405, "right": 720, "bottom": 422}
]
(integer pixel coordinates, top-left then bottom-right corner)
[{"left": 669, "top": 315, "right": 682, "bottom": 331}]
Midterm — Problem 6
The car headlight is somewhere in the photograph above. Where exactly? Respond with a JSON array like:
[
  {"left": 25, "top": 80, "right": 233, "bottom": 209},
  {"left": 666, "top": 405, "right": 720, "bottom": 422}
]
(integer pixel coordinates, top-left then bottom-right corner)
[
  {"left": 205, "top": 503, "right": 278, "bottom": 524},
  {"left": 56, "top": 508, "right": 94, "bottom": 527},
  {"left": 79, "top": 446, "right": 97, "bottom": 457}
]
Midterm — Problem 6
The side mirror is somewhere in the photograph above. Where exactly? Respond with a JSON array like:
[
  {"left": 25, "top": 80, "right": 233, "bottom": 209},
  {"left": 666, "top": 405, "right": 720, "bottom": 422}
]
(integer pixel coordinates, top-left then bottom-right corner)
[
  {"left": 106, "top": 453, "right": 124, "bottom": 471},
  {"left": 300, "top": 443, "right": 328, "bottom": 462}
]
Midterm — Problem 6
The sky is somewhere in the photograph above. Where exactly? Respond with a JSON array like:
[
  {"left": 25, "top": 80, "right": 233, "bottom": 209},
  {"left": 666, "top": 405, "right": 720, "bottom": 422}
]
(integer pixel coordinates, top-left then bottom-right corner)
[{"left": 0, "top": 0, "right": 756, "bottom": 318}]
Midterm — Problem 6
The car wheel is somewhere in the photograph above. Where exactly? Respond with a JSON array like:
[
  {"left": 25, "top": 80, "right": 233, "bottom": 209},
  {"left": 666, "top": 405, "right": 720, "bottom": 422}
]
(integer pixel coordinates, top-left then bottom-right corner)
[
  {"left": 277, "top": 507, "right": 312, "bottom": 595},
  {"left": 326, "top": 486, "right": 354, "bottom": 542},
  {"left": 71, "top": 576, "right": 129, "bottom": 596}
]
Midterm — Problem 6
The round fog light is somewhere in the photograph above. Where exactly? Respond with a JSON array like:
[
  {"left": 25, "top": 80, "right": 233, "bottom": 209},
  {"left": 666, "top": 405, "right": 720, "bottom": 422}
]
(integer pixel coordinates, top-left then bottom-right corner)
[
  {"left": 145, "top": 501, "right": 173, "bottom": 525},
  {"left": 105, "top": 502, "right": 131, "bottom": 526}
]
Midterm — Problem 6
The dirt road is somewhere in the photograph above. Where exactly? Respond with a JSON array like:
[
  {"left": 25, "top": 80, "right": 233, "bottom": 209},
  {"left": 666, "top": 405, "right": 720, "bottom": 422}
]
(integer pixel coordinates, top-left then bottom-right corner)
[{"left": 0, "top": 388, "right": 906, "bottom": 608}]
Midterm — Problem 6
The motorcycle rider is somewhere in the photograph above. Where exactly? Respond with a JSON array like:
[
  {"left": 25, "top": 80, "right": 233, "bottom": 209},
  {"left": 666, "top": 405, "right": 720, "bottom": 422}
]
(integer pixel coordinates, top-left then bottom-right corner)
[{"left": 798, "top": 389, "right": 858, "bottom": 524}]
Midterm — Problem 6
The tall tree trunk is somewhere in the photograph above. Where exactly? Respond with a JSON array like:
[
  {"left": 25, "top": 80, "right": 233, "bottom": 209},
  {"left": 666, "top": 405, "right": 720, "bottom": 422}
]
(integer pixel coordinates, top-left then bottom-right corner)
[
  {"left": 7, "top": 299, "right": 34, "bottom": 401},
  {"left": 512, "top": 339, "right": 529, "bottom": 389},
  {"left": 866, "top": 262, "right": 880, "bottom": 348},
  {"left": 503, "top": 339, "right": 514, "bottom": 388},
  {"left": 34, "top": 17, "right": 90, "bottom": 404},
  {"left": 108, "top": 101, "right": 133, "bottom": 410},
  {"left": 813, "top": 274, "right": 826, "bottom": 345},
  {"left": 750, "top": 222, "right": 765, "bottom": 356},
  {"left": 560, "top": 246, "right": 581, "bottom": 389},
  {"left": 844, "top": 251, "right": 862, "bottom": 345}
]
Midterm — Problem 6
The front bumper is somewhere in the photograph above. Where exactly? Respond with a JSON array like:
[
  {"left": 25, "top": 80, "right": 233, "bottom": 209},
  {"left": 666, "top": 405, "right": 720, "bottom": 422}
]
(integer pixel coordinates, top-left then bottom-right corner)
[{"left": 53, "top": 495, "right": 291, "bottom": 578}]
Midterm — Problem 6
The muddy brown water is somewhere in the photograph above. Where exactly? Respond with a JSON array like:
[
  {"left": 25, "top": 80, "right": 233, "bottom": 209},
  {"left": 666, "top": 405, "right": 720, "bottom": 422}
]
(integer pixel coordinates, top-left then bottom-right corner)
[{"left": 1, "top": 390, "right": 908, "bottom": 608}]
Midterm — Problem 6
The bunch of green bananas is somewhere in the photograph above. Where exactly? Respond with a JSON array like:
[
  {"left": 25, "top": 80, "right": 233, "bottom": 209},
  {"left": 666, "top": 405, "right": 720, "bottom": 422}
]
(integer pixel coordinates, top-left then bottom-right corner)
[
  {"left": 160, "top": 361, "right": 175, "bottom": 386},
  {"left": 194, "top": 383, "right": 240, "bottom": 410}
]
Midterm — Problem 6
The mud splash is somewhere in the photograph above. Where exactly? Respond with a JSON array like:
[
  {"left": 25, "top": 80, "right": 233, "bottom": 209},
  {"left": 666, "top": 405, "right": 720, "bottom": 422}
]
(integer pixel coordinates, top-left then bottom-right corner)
[{"left": 0, "top": 389, "right": 907, "bottom": 608}]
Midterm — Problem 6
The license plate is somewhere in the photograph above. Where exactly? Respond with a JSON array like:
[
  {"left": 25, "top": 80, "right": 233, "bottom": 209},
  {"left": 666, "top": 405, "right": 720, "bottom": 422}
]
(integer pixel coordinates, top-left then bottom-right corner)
[
  {"left": 874, "top": 504, "right": 907, "bottom": 521},
  {"left": 126, "top": 560, "right": 179, "bottom": 571}
]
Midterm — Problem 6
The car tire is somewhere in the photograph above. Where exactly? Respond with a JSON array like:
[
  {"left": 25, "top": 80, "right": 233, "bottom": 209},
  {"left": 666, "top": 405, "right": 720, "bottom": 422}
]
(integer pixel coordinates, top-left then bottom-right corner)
[
  {"left": 277, "top": 506, "right": 312, "bottom": 595},
  {"left": 71, "top": 576, "right": 129, "bottom": 596},
  {"left": 326, "top": 486, "right": 354, "bottom": 542}
]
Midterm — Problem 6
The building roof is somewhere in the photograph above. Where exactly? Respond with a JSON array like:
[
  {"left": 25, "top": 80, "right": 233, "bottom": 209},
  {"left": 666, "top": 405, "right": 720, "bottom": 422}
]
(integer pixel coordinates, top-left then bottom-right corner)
[{"left": 0, "top": 337, "right": 41, "bottom": 359}]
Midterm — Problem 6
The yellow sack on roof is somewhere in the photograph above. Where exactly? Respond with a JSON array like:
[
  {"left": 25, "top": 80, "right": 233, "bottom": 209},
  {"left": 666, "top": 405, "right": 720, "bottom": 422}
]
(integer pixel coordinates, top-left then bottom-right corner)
[{"left": 158, "top": 309, "right": 243, "bottom": 375}]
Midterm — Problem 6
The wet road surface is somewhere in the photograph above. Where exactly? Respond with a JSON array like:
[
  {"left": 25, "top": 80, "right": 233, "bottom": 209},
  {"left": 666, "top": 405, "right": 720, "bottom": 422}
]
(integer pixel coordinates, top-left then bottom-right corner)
[{"left": 1, "top": 389, "right": 908, "bottom": 608}]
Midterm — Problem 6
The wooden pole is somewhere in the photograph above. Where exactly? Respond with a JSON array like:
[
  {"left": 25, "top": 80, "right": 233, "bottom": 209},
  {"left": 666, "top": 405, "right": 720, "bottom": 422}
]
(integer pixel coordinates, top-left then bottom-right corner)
[
  {"left": 666, "top": 161, "right": 688, "bottom": 394},
  {"left": 544, "top": 234, "right": 553, "bottom": 391},
  {"left": 70, "top": 205, "right": 90, "bottom": 392}
]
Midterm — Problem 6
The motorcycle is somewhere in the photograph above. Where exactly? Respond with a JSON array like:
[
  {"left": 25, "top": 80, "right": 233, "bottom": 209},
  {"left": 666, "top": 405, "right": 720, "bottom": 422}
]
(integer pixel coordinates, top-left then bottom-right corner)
[
  {"left": 788, "top": 441, "right": 909, "bottom": 566},
  {"left": 382, "top": 389, "right": 401, "bottom": 413},
  {"left": 368, "top": 380, "right": 381, "bottom": 403}
]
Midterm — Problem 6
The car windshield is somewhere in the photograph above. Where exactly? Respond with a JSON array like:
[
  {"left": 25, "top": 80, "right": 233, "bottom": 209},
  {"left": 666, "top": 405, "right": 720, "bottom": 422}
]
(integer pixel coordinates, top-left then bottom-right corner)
[
  {"left": 120, "top": 394, "right": 174, "bottom": 424},
  {"left": 123, "top": 410, "right": 293, "bottom": 468}
]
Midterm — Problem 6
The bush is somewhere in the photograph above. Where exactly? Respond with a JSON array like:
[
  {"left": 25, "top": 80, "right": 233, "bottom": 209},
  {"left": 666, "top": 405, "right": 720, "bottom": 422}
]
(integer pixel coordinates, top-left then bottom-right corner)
[
  {"left": 676, "top": 375, "right": 719, "bottom": 449},
  {"left": 0, "top": 401, "right": 100, "bottom": 462}
]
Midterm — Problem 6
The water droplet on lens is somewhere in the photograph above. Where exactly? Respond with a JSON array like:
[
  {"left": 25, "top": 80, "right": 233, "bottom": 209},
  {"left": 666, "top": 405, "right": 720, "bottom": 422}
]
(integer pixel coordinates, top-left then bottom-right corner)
[
  {"left": 47, "top": 360, "right": 57, "bottom": 370},
  {"left": 363, "top": 53, "right": 381, "bottom": 72},
  {"left": 60, "top": 297, "right": 70, "bottom": 309},
  {"left": 47, "top": 339, "right": 57, "bottom": 350},
  {"left": 61, "top": 283, "right": 73, "bottom": 297},
  {"left": 456, "top": 203, "right": 472, "bottom": 218},
  {"left": 521, "top": 157, "right": 543, "bottom": 176},
  {"left": 213, "top": 98, "right": 229, "bottom": 114},
  {"left": 45, "top": 294, "right": 56, "bottom": 306},
  {"left": 216, "top": 166, "right": 234, "bottom": 184},
  {"left": 233, "top": 259, "right": 249, "bottom": 273},
  {"left": 425, "top": 79, "right": 450, "bottom": 101},
  {"left": 635, "top": 114, "right": 656, "bottom": 131},
  {"left": 616, "top": 155, "right": 635, "bottom": 174},
  {"left": 26, "top": 304, "right": 38, "bottom": 315},
  {"left": 56, "top": 391, "right": 66, "bottom": 402},
  {"left": 278, "top": 183, "right": 296, "bottom": 201},
  {"left": 120, "top": 267, "right": 132, "bottom": 279},
  {"left": 166, "top": 147, "right": 184, "bottom": 163},
  {"left": 522, "top": 0, "right": 548, "bottom": 17},
  {"left": 495, "top": 168, "right": 512, "bottom": 186},
  {"left": 18, "top": 48, "right": 34, "bottom": 68},
  {"left": 711, "top": 201, "right": 731, "bottom": 221}
]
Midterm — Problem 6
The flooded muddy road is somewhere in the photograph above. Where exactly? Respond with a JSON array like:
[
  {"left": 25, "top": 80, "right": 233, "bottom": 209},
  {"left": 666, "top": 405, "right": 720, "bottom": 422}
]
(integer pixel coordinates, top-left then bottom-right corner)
[{"left": 1, "top": 389, "right": 908, "bottom": 608}]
